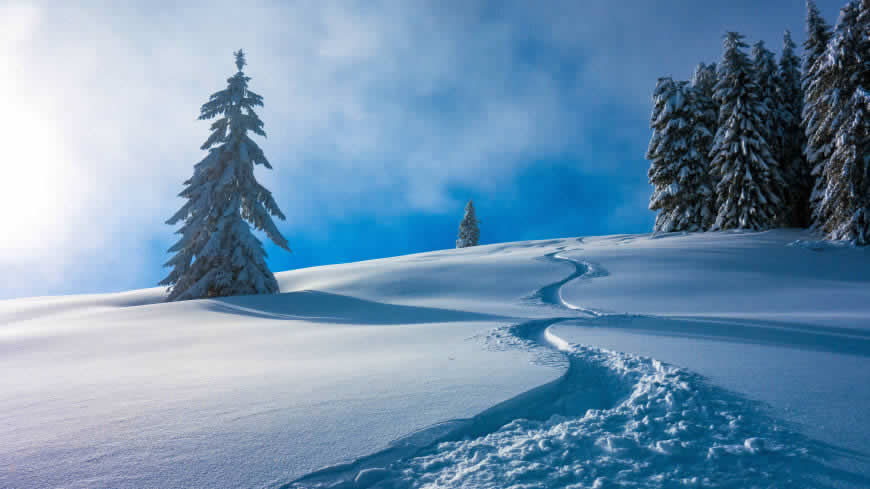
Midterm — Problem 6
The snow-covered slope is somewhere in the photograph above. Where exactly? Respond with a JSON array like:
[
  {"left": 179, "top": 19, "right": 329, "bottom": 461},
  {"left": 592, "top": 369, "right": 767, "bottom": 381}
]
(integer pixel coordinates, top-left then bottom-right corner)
[{"left": 1, "top": 230, "right": 868, "bottom": 488}]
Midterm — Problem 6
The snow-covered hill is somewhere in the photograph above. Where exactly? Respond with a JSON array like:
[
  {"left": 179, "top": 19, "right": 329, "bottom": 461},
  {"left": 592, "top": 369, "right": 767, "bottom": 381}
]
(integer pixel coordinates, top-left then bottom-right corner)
[{"left": 1, "top": 230, "right": 868, "bottom": 488}]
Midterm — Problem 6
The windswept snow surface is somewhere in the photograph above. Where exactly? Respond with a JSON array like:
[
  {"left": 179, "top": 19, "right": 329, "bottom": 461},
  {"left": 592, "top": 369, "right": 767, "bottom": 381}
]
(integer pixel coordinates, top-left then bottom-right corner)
[{"left": 2, "top": 230, "right": 869, "bottom": 488}]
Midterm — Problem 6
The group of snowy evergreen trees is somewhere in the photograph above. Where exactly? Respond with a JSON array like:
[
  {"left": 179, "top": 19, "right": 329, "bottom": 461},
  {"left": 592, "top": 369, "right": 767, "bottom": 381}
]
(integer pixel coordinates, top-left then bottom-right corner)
[{"left": 646, "top": 0, "right": 869, "bottom": 245}]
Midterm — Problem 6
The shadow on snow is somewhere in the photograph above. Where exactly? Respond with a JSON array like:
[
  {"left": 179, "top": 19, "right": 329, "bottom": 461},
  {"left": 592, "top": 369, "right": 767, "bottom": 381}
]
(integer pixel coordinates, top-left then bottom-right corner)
[{"left": 204, "top": 290, "right": 513, "bottom": 325}]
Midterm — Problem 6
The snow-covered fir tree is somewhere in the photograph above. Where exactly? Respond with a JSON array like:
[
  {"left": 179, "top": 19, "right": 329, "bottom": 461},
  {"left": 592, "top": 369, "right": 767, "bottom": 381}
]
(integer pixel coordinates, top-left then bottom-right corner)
[
  {"left": 777, "top": 30, "right": 811, "bottom": 227},
  {"left": 690, "top": 62, "right": 720, "bottom": 229},
  {"left": 803, "top": 0, "right": 835, "bottom": 229},
  {"left": 646, "top": 77, "right": 715, "bottom": 232},
  {"left": 807, "top": 1, "right": 870, "bottom": 244},
  {"left": 709, "top": 32, "right": 786, "bottom": 230},
  {"left": 691, "top": 62, "right": 718, "bottom": 101},
  {"left": 751, "top": 41, "right": 780, "bottom": 161},
  {"left": 456, "top": 200, "right": 480, "bottom": 248},
  {"left": 692, "top": 63, "right": 720, "bottom": 139},
  {"left": 161, "top": 50, "right": 291, "bottom": 301}
]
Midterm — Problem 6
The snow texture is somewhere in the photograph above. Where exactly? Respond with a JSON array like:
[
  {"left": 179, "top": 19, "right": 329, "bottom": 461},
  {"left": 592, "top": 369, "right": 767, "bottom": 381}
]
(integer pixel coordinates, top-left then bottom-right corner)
[
  {"left": 2, "top": 231, "right": 869, "bottom": 488},
  {"left": 285, "top": 241, "right": 864, "bottom": 489}
]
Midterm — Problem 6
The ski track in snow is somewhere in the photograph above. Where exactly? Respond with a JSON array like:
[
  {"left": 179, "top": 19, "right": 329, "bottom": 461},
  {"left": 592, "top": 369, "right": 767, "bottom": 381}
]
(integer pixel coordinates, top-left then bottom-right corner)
[{"left": 280, "top": 249, "right": 836, "bottom": 489}]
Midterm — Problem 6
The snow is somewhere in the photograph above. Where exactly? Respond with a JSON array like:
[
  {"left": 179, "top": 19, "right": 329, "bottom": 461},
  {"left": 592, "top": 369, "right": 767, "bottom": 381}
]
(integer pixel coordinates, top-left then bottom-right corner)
[
  {"left": 558, "top": 230, "right": 869, "bottom": 327},
  {"left": 2, "top": 230, "right": 869, "bottom": 488},
  {"left": 551, "top": 230, "right": 870, "bottom": 486}
]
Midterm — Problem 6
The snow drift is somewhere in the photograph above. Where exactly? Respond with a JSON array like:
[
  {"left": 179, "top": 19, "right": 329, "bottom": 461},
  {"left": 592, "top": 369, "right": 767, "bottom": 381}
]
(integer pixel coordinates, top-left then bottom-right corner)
[{"left": 1, "top": 230, "right": 868, "bottom": 488}]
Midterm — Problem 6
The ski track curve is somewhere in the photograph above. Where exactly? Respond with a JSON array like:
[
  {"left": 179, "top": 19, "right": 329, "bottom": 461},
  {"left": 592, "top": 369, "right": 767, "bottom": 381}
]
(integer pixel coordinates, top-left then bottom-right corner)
[{"left": 279, "top": 250, "right": 833, "bottom": 489}]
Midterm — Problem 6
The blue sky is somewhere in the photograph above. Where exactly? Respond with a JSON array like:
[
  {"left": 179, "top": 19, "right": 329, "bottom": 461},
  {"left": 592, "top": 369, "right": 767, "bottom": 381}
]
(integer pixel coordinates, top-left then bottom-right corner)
[{"left": 0, "top": 0, "right": 846, "bottom": 299}]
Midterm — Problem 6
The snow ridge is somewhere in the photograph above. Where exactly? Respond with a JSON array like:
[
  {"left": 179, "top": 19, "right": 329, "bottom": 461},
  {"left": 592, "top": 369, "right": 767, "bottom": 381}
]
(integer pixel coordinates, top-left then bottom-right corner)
[{"left": 282, "top": 250, "right": 821, "bottom": 489}]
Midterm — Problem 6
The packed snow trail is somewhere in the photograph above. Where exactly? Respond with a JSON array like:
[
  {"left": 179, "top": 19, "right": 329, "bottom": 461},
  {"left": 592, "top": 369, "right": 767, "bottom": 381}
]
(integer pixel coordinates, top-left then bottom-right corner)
[{"left": 282, "top": 251, "right": 834, "bottom": 489}]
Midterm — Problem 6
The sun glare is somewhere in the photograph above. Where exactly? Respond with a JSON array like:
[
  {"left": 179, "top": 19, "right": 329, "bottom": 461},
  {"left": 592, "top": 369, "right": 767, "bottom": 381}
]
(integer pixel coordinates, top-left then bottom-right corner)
[{"left": 0, "top": 77, "right": 67, "bottom": 254}]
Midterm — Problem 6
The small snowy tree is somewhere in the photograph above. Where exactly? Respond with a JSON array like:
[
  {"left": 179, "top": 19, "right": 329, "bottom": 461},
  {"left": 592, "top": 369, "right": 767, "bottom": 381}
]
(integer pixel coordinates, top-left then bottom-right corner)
[
  {"left": 709, "top": 32, "right": 786, "bottom": 230},
  {"left": 646, "top": 77, "right": 715, "bottom": 232},
  {"left": 778, "top": 30, "right": 811, "bottom": 227},
  {"left": 161, "top": 50, "right": 291, "bottom": 301},
  {"left": 456, "top": 200, "right": 480, "bottom": 248},
  {"left": 803, "top": 0, "right": 835, "bottom": 229},
  {"left": 808, "top": 1, "right": 870, "bottom": 244}
]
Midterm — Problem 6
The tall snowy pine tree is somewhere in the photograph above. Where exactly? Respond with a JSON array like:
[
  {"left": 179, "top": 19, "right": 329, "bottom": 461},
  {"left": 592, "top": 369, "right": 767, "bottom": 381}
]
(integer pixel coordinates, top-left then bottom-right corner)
[
  {"left": 161, "top": 50, "right": 291, "bottom": 301},
  {"left": 807, "top": 1, "right": 870, "bottom": 244},
  {"left": 777, "top": 30, "right": 811, "bottom": 227},
  {"left": 646, "top": 77, "right": 715, "bottom": 232},
  {"left": 709, "top": 32, "right": 786, "bottom": 230},
  {"left": 752, "top": 41, "right": 780, "bottom": 163},
  {"left": 456, "top": 200, "right": 480, "bottom": 248},
  {"left": 803, "top": 0, "right": 835, "bottom": 230},
  {"left": 691, "top": 62, "right": 720, "bottom": 230}
]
